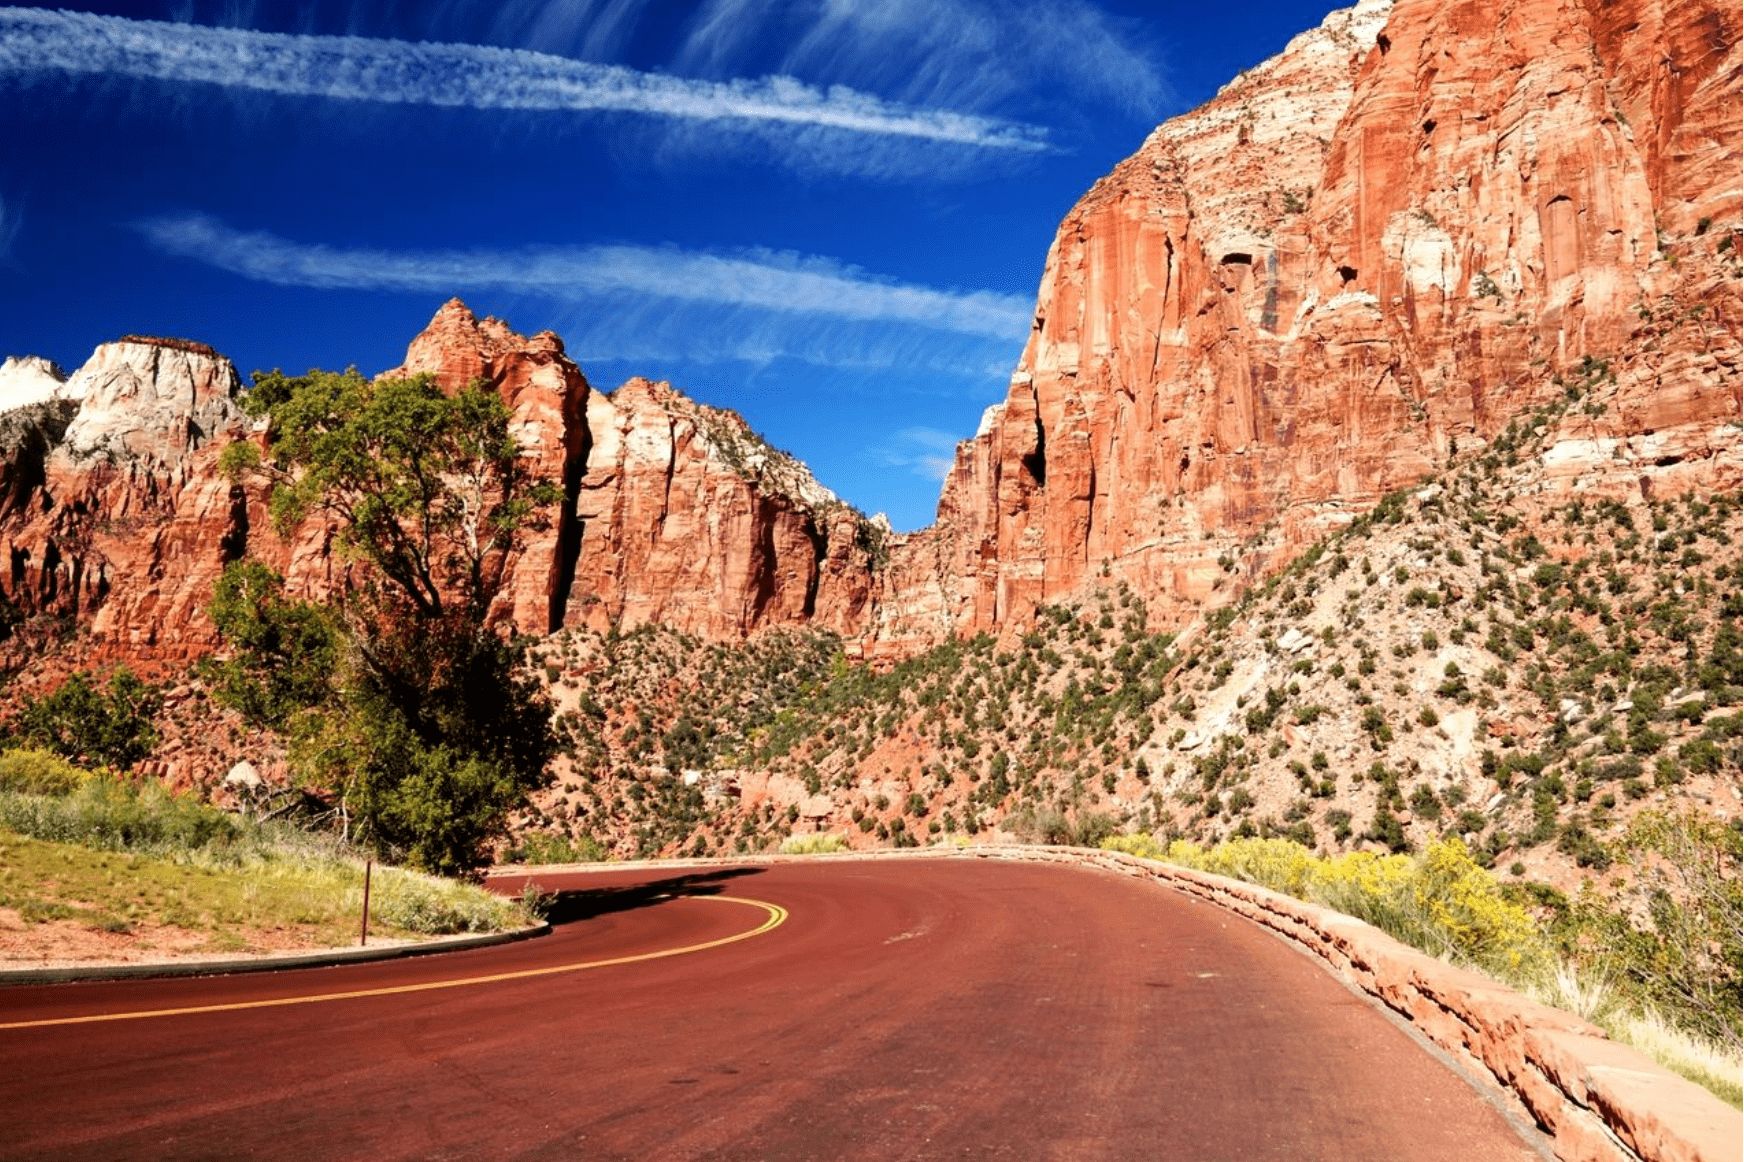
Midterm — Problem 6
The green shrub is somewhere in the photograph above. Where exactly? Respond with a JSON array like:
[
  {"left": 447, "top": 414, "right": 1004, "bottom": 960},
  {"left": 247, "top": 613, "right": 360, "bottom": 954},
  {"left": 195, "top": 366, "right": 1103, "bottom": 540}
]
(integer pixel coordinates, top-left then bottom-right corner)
[
  {"left": 13, "top": 669, "right": 160, "bottom": 771},
  {"left": 504, "top": 830, "right": 607, "bottom": 865},
  {"left": 370, "top": 867, "right": 524, "bottom": 933},
  {"left": 0, "top": 776, "right": 245, "bottom": 857},
  {"left": 779, "top": 832, "right": 847, "bottom": 855}
]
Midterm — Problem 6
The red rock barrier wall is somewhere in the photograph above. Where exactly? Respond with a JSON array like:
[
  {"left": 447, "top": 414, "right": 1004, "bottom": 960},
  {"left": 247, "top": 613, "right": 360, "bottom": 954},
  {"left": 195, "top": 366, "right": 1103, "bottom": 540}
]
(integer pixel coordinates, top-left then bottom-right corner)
[
  {"left": 502, "top": 845, "right": 1740, "bottom": 1162},
  {"left": 970, "top": 846, "right": 1740, "bottom": 1162}
]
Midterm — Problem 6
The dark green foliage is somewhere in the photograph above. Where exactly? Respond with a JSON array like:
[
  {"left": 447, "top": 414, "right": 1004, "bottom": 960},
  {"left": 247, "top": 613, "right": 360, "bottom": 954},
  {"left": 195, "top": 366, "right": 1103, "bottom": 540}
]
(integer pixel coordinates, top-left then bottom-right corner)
[
  {"left": 207, "top": 561, "right": 339, "bottom": 728},
  {"left": 14, "top": 669, "right": 160, "bottom": 771},
  {"left": 230, "top": 370, "right": 560, "bottom": 621},
  {"left": 1366, "top": 803, "right": 1411, "bottom": 853},
  {"left": 215, "top": 368, "right": 561, "bottom": 874}
]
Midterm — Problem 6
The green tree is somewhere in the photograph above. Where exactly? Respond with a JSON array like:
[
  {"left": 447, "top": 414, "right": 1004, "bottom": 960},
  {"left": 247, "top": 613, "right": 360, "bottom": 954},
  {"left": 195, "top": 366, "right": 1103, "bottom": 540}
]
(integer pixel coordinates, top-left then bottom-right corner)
[
  {"left": 1573, "top": 811, "right": 1742, "bottom": 1047},
  {"left": 14, "top": 668, "right": 160, "bottom": 770},
  {"left": 207, "top": 560, "right": 339, "bottom": 730},
  {"left": 218, "top": 369, "right": 561, "bottom": 874}
]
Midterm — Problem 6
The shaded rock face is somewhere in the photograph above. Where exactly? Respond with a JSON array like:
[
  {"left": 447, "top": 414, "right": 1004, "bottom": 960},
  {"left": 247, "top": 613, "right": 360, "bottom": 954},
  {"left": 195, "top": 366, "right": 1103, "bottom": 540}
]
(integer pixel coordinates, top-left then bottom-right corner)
[
  {"left": 2, "top": 0, "right": 1738, "bottom": 674},
  {"left": 383, "top": 298, "right": 594, "bottom": 634},
  {"left": 563, "top": 375, "right": 876, "bottom": 641},
  {"left": 868, "top": 0, "right": 1741, "bottom": 652}
]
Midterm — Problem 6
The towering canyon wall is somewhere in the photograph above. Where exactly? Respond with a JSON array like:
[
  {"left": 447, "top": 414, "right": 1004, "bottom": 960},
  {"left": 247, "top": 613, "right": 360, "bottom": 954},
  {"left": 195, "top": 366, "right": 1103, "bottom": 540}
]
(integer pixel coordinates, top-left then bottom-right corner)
[
  {"left": 0, "top": 303, "right": 882, "bottom": 675},
  {"left": 0, "top": 0, "right": 1737, "bottom": 673},
  {"left": 385, "top": 301, "right": 879, "bottom": 644},
  {"left": 867, "top": 0, "right": 1741, "bottom": 653},
  {"left": 0, "top": 340, "right": 255, "bottom": 669}
]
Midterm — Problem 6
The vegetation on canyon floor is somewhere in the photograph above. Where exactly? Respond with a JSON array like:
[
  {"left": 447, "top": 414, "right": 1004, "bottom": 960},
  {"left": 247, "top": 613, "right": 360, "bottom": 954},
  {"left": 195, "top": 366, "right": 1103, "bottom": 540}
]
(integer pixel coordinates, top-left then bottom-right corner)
[
  {"left": 0, "top": 749, "right": 531, "bottom": 952},
  {"left": 493, "top": 385, "right": 1741, "bottom": 1092}
]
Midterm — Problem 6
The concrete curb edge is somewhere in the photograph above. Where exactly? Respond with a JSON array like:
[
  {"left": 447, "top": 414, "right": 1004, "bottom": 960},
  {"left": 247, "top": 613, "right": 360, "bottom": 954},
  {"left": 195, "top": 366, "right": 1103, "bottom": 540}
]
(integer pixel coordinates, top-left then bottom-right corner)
[{"left": 0, "top": 921, "right": 551, "bottom": 985}]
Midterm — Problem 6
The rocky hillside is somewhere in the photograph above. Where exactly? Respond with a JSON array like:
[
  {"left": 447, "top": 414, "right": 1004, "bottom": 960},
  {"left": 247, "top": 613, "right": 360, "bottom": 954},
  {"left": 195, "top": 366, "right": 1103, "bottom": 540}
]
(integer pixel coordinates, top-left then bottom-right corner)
[
  {"left": 0, "top": 0, "right": 1735, "bottom": 886},
  {"left": 512, "top": 392, "right": 1740, "bottom": 893}
]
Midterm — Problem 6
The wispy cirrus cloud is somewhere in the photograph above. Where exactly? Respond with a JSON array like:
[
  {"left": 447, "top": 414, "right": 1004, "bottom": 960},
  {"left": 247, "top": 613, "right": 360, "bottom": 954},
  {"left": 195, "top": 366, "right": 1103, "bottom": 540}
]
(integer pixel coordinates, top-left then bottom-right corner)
[
  {"left": 136, "top": 213, "right": 1031, "bottom": 340},
  {"left": 675, "top": 0, "right": 1170, "bottom": 120},
  {"left": 135, "top": 213, "right": 1031, "bottom": 378},
  {"left": 874, "top": 427, "right": 965, "bottom": 481},
  {"left": 0, "top": 7, "right": 1047, "bottom": 156}
]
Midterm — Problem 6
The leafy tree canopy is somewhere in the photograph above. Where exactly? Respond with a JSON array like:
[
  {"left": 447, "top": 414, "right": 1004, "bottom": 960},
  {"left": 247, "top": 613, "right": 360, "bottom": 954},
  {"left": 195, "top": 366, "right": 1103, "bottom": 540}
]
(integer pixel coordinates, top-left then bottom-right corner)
[
  {"left": 13, "top": 668, "right": 160, "bottom": 771},
  {"left": 223, "top": 369, "right": 558, "bottom": 620},
  {"left": 207, "top": 560, "right": 339, "bottom": 731},
  {"left": 214, "top": 369, "right": 561, "bottom": 874}
]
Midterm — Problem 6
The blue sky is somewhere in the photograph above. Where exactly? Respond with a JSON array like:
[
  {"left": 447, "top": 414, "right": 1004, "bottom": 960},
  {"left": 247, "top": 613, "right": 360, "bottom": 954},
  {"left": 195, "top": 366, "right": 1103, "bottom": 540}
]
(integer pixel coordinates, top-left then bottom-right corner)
[{"left": 1, "top": 0, "right": 1336, "bottom": 530}]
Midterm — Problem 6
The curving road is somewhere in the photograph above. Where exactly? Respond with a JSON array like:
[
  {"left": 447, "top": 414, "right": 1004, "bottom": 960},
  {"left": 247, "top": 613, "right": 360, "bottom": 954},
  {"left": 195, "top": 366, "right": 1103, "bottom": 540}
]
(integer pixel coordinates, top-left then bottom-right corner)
[{"left": 0, "top": 859, "right": 1545, "bottom": 1161}]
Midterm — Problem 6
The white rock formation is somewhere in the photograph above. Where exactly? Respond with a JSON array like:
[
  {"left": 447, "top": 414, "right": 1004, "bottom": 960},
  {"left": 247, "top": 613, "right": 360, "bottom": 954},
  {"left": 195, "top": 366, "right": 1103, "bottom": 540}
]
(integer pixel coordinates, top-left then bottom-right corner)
[{"left": 0, "top": 355, "right": 74, "bottom": 413}]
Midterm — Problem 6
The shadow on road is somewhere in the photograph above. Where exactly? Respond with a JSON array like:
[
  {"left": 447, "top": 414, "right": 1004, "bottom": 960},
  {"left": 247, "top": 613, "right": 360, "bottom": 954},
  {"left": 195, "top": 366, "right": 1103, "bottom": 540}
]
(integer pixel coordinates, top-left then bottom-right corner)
[{"left": 530, "top": 868, "right": 767, "bottom": 927}]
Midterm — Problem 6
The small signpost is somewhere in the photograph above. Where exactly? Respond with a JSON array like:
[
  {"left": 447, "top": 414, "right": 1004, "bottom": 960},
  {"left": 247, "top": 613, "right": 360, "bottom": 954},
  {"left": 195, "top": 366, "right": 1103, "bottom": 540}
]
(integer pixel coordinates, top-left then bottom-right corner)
[{"left": 359, "top": 858, "right": 372, "bottom": 946}]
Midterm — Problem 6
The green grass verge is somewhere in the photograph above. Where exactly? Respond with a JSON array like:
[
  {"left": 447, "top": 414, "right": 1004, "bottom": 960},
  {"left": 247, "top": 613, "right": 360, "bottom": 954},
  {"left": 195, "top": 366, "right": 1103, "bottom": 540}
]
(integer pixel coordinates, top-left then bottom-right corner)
[
  {"left": 0, "top": 749, "right": 533, "bottom": 951},
  {"left": 0, "top": 826, "right": 527, "bottom": 953}
]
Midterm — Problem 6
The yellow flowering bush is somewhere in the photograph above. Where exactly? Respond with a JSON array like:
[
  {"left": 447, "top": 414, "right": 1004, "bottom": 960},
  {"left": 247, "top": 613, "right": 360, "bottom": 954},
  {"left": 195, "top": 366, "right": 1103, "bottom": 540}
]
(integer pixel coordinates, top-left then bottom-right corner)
[
  {"left": 1101, "top": 832, "right": 1167, "bottom": 860},
  {"left": 1103, "top": 833, "right": 1549, "bottom": 979},
  {"left": 1202, "top": 837, "right": 1318, "bottom": 898},
  {"left": 1410, "top": 838, "right": 1547, "bottom": 974}
]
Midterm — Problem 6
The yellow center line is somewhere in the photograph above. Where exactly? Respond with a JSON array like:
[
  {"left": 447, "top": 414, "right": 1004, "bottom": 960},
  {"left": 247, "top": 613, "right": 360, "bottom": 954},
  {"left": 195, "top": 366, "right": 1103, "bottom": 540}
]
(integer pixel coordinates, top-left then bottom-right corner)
[{"left": 0, "top": 894, "right": 787, "bottom": 1031}]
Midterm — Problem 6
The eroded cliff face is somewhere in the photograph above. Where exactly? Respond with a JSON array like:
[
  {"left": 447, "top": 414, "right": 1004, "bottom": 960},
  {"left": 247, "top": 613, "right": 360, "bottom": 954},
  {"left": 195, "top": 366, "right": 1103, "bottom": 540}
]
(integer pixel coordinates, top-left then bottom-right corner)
[
  {"left": 563, "top": 375, "right": 877, "bottom": 641},
  {"left": 1, "top": 0, "right": 1737, "bottom": 678},
  {"left": 0, "top": 302, "right": 879, "bottom": 673},
  {"left": 383, "top": 300, "right": 879, "bottom": 643},
  {"left": 868, "top": 0, "right": 1741, "bottom": 653},
  {"left": 0, "top": 339, "right": 254, "bottom": 671}
]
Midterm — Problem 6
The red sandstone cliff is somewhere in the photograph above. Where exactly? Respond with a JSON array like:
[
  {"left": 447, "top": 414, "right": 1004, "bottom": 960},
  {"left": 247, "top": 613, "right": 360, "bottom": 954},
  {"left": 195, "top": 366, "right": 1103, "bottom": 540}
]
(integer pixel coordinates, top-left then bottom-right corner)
[
  {"left": 382, "top": 300, "right": 880, "bottom": 643},
  {"left": 867, "top": 0, "right": 1741, "bottom": 653},
  {"left": 0, "top": 0, "right": 1737, "bottom": 674},
  {"left": 0, "top": 302, "right": 881, "bottom": 675},
  {"left": 0, "top": 338, "right": 255, "bottom": 674}
]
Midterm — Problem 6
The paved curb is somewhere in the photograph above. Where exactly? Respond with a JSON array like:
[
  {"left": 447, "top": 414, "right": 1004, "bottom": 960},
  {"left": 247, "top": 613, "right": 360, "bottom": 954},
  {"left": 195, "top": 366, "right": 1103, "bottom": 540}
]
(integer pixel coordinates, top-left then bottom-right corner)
[
  {"left": 493, "top": 847, "right": 1741, "bottom": 1162},
  {"left": 0, "top": 922, "right": 551, "bottom": 986}
]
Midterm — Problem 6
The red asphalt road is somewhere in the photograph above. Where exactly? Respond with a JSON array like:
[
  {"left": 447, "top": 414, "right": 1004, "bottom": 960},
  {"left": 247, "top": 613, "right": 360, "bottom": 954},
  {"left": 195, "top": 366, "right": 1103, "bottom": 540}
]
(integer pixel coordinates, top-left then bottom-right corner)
[{"left": 0, "top": 859, "right": 1544, "bottom": 1161}]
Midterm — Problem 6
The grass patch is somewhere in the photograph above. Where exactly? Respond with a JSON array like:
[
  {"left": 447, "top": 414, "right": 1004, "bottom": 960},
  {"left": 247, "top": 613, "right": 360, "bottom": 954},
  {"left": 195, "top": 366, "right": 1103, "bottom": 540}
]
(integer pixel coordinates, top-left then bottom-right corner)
[
  {"left": 0, "top": 752, "right": 532, "bottom": 949},
  {"left": 0, "top": 828, "right": 526, "bottom": 950},
  {"left": 778, "top": 832, "right": 848, "bottom": 855}
]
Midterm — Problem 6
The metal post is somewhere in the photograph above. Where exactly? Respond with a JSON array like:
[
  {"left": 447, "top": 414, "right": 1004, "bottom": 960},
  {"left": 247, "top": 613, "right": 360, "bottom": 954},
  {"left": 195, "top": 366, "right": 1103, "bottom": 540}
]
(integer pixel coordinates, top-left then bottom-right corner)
[{"left": 359, "top": 858, "right": 372, "bottom": 946}]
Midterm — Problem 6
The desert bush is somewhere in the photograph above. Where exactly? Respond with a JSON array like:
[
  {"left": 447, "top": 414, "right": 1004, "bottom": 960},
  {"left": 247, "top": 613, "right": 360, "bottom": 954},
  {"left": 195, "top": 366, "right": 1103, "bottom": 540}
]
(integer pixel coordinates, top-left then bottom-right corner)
[
  {"left": 1115, "top": 835, "right": 1548, "bottom": 977},
  {"left": 12, "top": 669, "right": 160, "bottom": 771},
  {"left": 1565, "top": 810, "right": 1741, "bottom": 1049},
  {"left": 368, "top": 866, "right": 526, "bottom": 933},
  {"left": 504, "top": 830, "right": 607, "bottom": 865},
  {"left": 0, "top": 748, "right": 93, "bottom": 795},
  {"left": 0, "top": 776, "right": 246, "bottom": 858},
  {"left": 779, "top": 832, "right": 848, "bottom": 855},
  {"left": 1102, "top": 832, "right": 1167, "bottom": 860}
]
